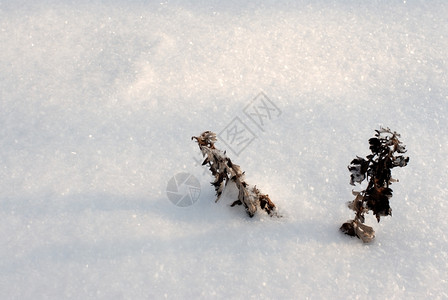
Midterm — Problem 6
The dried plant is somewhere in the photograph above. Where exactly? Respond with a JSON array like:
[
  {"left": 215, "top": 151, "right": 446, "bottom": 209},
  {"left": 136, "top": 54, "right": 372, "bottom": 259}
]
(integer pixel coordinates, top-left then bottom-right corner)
[
  {"left": 192, "top": 131, "right": 277, "bottom": 217},
  {"left": 341, "top": 127, "right": 409, "bottom": 242}
]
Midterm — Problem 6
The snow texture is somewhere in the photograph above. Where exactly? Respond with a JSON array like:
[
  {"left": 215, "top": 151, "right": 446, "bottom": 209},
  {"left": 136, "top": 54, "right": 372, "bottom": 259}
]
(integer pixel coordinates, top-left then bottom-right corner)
[{"left": 1, "top": 1, "right": 447, "bottom": 299}]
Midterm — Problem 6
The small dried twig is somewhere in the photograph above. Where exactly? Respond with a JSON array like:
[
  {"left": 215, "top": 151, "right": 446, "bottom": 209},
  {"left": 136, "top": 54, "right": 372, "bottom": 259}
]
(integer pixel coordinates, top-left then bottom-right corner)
[
  {"left": 192, "top": 131, "right": 277, "bottom": 217},
  {"left": 341, "top": 127, "right": 409, "bottom": 242}
]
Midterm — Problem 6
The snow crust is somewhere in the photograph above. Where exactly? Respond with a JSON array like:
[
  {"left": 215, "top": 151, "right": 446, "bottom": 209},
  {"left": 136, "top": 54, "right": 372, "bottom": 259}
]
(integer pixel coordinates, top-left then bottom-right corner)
[{"left": 1, "top": 1, "right": 447, "bottom": 298}]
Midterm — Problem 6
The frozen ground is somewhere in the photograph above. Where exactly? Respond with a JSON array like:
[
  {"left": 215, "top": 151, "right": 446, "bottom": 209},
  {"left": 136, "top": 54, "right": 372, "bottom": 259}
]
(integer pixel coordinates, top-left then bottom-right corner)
[{"left": 1, "top": 1, "right": 447, "bottom": 299}]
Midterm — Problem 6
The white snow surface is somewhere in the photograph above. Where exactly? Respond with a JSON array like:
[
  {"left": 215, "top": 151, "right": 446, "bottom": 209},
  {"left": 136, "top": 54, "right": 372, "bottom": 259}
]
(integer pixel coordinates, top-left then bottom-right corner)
[{"left": 1, "top": 1, "right": 447, "bottom": 299}]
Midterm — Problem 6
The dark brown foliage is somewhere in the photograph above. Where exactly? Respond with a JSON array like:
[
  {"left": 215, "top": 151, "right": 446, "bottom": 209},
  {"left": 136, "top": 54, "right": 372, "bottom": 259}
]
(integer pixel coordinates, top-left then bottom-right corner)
[{"left": 341, "top": 127, "right": 409, "bottom": 242}]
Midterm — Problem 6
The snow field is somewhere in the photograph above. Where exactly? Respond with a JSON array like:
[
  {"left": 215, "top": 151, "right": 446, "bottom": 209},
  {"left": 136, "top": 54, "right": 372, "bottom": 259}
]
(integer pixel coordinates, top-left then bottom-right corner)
[{"left": 1, "top": 1, "right": 447, "bottom": 299}]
